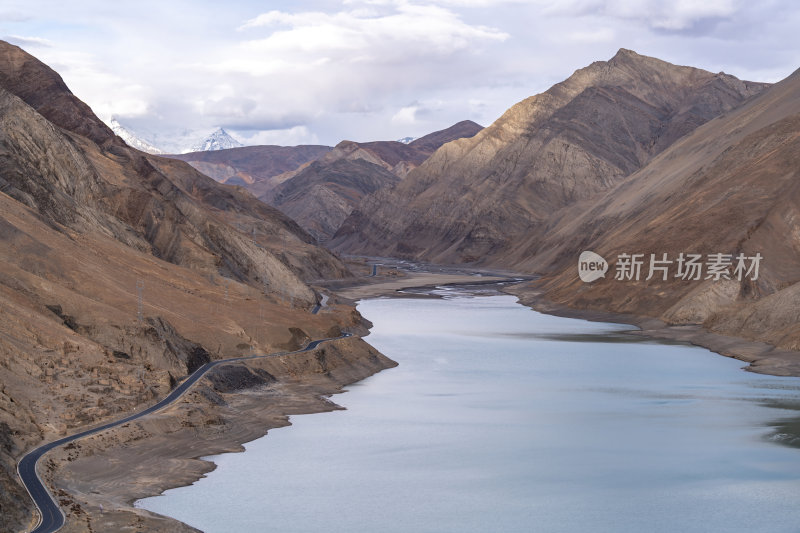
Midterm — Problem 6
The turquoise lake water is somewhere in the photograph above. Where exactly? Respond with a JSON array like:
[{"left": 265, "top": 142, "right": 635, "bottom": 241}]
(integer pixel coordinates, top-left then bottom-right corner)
[{"left": 137, "top": 288, "right": 800, "bottom": 532}]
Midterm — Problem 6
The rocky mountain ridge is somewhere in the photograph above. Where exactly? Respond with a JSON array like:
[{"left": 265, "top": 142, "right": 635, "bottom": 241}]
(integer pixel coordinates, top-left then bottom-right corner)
[
  {"left": 263, "top": 120, "right": 483, "bottom": 241},
  {"left": 330, "top": 49, "right": 769, "bottom": 264},
  {"left": 522, "top": 65, "right": 800, "bottom": 364}
]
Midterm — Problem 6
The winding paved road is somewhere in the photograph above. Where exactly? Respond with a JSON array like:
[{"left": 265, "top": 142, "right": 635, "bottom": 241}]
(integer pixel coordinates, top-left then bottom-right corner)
[
  {"left": 17, "top": 333, "right": 352, "bottom": 533},
  {"left": 310, "top": 293, "right": 328, "bottom": 315}
]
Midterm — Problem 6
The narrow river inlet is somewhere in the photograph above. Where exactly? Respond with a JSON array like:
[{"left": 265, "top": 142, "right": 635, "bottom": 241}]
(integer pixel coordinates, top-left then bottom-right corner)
[{"left": 137, "top": 288, "right": 800, "bottom": 532}]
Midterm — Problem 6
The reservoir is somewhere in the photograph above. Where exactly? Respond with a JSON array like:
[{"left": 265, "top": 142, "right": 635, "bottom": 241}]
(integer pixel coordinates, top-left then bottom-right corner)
[{"left": 137, "top": 288, "right": 800, "bottom": 532}]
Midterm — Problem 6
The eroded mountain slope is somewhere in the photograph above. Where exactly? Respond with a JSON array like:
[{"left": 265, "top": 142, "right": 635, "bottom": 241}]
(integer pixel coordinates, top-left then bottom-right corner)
[{"left": 331, "top": 50, "right": 768, "bottom": 263}]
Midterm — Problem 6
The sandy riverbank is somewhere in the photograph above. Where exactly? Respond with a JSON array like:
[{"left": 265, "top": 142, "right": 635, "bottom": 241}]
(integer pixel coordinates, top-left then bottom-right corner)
[{"left": 333, "top": 272, "right": 509, "bottom": 300}]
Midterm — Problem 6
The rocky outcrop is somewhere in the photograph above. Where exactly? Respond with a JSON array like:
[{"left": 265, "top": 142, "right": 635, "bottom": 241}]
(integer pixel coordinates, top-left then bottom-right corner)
[{"left": 330, "top": 50, "right": 769, "bottom": 264}]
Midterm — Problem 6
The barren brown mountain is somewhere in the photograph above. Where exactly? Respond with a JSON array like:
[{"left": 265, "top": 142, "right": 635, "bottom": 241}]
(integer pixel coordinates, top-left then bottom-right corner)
[
  {"left": 263, "top": 156, "right": 402, "bottom": 242},
  {"left": 518, "top": 65, "right": 800, "bottom": 369},
  {"left": 0, "top": 41, "right": 393, "bottom": 532},
  {"left": 168, "top": 144, "right": 332, "bottom": 198},
  {"left": 262, "top": 120, "right": 482, "bottom": 242},
  {"left": 330, "top": 50, "right": 769, "bottom": 263}
]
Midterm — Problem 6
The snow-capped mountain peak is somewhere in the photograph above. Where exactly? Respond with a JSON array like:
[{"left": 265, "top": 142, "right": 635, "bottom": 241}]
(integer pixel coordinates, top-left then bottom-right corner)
[
  {"left": 109, "top": 117, "right": 165, "bottom": 154},
  {"left": 191, "top": 128, "right": 243, "bottom": 152},
  {"left": 397, "top": 136, "right": 416, "bottom": 144},
  {"left": 106, "top": 118, "right": 246, "bottom": 154}
]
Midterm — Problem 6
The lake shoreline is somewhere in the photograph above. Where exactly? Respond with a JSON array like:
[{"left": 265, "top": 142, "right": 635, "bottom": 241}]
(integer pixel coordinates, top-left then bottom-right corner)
[
  {"left": 135, "top": 286, "right": 800, "bottom": 533},
  {"left": 507, "top": 286, "right": 800, "bottom": 378},
  {"left": 32, "top": 271, "right": 507, "bottom": 533},
  {"left": 43, "top": 337, "right": 396, "bottom": 533},
  {"left": 330, "top": 264, "right": 800, "bottom": 378},
  {"left": 42, "top": 268, "right": 800, "bottom": 531},
  {"left": 325, "top": 272, "right": 516, "bottom": 301}
]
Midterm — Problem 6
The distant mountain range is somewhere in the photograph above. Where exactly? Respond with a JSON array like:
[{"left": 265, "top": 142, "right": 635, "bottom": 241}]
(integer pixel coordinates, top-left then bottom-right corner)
[
  {"left": 167, "top": 144, "right": 334, "bottom": 198},
  {"left": 262, "top": 120, "right": 483, "bottom": 242},
  {"left": 169, "top": 120, "right": 483, "bottom": 242},
  {"left": 106, "top": 117, "right": 480, "bottom": 242},
  {"left": 109, "top": 116, "right": 426, "bottom": 156},
  {"left": 108, "top": 117, "right": 243, "bottom": 154}
]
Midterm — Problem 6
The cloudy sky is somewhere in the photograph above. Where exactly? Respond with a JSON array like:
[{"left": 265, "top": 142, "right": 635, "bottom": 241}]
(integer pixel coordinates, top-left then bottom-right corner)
[{"left": 2, "top": 0, "right": 799, "bottom": 148}]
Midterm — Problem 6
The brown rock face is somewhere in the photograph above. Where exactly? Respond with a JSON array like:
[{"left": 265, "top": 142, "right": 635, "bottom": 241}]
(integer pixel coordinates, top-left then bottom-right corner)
[
  {"left": 330, "top": 49, "right": 768, "bottom": 263},
  {"left": 263, "top": 120, "right": 483, "bottom": 241},
  {"left": 528, "top": 66, "right": 800, "bottom": 353},
  {"left": 346, "top": 120, "right": 484, "bottom": 177},
  {"left": 263, "top": 158, "right": 401, "bottom": 243},
  {"left": 0, "top": 42, "right": 348, "bottom": 292},
  {"left": 0, "top": 40, "right": 357, "bottom": 531}
]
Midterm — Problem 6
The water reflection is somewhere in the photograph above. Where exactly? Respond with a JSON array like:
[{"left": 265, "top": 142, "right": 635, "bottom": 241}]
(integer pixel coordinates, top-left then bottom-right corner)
[
  {"left": 493, "top": 331, "right": 683, "bottom": 344},
  {"left": 766, "top": 417, "right": 800, "bottom": 448}
]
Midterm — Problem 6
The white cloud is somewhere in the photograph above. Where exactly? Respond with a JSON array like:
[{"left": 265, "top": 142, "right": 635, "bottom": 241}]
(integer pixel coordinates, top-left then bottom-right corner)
[
  {"left": 566, "top": 28, "right": 615, "bottom": 43},
  {"left": 30, "top": 47, "right": 152, "bottom": 121},
  {"left": 345, "top": 0, "right": 529, "bottom": 6},
  {"left": 238, "top": 10, "right": 297, "bottom": 30},
  {"left": 2, "top": 0, "right": 797, "bottom": 147},
  {"left": 237, "top": 126, "right": 320, "bottom": 147},
  {"left": 540, "top": 0, "right": 740, "bottom": 31},
  {"left": 392, "top": 105, "right": 419, "bottom": 124},
  {"left": 3, "top": 34, "right": 52, "bottom": 47},
  {"left": 234, "top": 4, "right": 508, "bottom": 63},
  {"left": 200, "top": 3, "right": 509, "bottom": 140}
]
